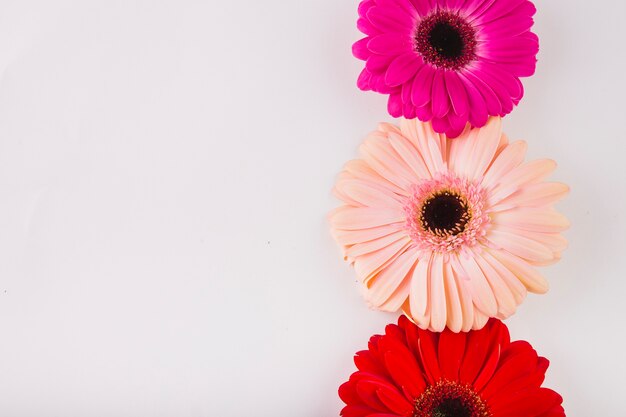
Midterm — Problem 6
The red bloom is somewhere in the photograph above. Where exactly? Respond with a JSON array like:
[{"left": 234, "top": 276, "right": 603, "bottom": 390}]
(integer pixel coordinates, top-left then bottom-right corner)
[{"left": 339, "top": 317, "right": 565, "bottom": 417}]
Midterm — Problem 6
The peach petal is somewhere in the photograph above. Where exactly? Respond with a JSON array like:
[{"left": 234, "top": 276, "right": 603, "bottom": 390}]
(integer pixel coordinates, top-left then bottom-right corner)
[
  {"left": 450, "top": 117, "right": 502, "bottom": 180},
  {"left": 400, "top": 118, "right": 445, "bottom": 176},
  {"left": 332, "top": 223, "right": 404, "bottom": 247},
  {"left": 489, "top": 159, "right": 557, "bottom": 204},
  {"left": 489, "top": 249, "right": 549, "bottom": 294},
  {"left": 330, "top": 206, "right": 406, "bottom": 230},
  {"left": 366, "top": 248, "right": 418, "bottom": 307},
  {"left": 490, "top": 208, "right": 570, "bottom": 233},
  {"left": 490, "top": 182, "right": 570, "bottom": 211},
  {"left": 443, "top": 262, "right": 463, "bottom": 333},
  {"left": 455, "top": 253, "right": 498, "bottom": 317},
  {"left": 346, "top": 231, "right": 410, "bottom": 259},
  {"left": 354, "top": 237, "right": 413, "bottom": 283},
  {"left": 361, "top": 137, "right": 416, "bottom": 189},
  {"left": 336, "top": 178, "right": 406, "bottom": 208},
  {"left": 409, "top": 255, "right": 431, "bottom": 324},
  {"left": 345, "top": 159, "right": 408, "bottom": 196},
  {"left": 481, "top": 140, "right": 527, "bottom": 189},
  {"left": 387, "top": 132, "right": 432, "bottom": 179},
  {"left": 487, "top": 229, "right": 554, "bottom": 263},
  {"left": 473, "top": 252, "right": 517, "bottom": 317},
  {"left": 429, "top": 253, "right": 447, "bottom": 332},
  {"left": 379, "top": 273, "right": 412, "bottom": 312},
  {"left": 479, "top": 250, "right": 527, "bottom": 304}
]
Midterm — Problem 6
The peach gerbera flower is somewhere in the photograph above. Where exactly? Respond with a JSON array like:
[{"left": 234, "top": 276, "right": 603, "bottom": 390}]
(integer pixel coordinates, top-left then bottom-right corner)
[{"left": 330, "top": 117, "right": 569, "bottom": 332}]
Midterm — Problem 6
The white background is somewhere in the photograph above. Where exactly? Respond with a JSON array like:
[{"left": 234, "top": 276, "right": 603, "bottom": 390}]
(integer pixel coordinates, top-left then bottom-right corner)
[{"left": 0, "top": 0, "right": 623, "bottom": 415}]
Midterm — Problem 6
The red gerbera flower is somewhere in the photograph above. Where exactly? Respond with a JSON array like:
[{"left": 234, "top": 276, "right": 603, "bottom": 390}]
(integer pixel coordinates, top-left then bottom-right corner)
[{"left": 339, "top": 316, "right": 565, "bottom": 417}]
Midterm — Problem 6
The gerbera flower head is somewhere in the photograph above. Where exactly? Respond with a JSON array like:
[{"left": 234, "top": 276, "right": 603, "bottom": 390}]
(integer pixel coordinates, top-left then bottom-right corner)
[
  {"left": 353, "top": 0, "right": 539, "bottom": 137},
  {"left": 339, "top": 316, "right": 565, "bottom": 417},
  {"left": 330, "top": 117, "right": 569, "bottom": 332}
]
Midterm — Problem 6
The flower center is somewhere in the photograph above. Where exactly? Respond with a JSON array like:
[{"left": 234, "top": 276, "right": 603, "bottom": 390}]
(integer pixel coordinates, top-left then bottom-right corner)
[
  {"left": 420, "top": 191, "right": 470, "bottom": 237},
  {"left": 403, "top": 173, "right": 488, "bottom": 254},
  {"left": 415, "top": 11, "right": 477, "bottom": 70},
  {"left": 414, "top": 381, "right": 491, "bottom": 417}
]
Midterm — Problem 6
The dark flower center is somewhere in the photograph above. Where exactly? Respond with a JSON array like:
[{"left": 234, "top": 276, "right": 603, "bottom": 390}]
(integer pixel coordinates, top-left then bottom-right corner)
[
  {"left": 414, "top": 381, "right": 491, "bottom": 417},
  {"left": 420, "top": 191, "right": 470, "bottom": 236},
  {"left": 415, "top": 11, "right": 477, "bottom": 70},
  {"left": 433, "top": 398, "right": 470, "bottom": 417}
]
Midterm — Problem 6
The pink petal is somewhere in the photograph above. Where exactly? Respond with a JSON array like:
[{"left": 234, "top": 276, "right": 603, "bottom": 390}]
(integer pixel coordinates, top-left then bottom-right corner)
[
  {"left": 411, "top": 64, "right": 435, "bottom": 108},
  {"left": 368, "top": 33, "right": 412, "bottom": 56},
  {"left": 460, "top": 70, "right": 502, "bottom": 116},
  {"left": 445, "top": 71, "right": 469, "bottom": 116},
  {"left": 387, "top": 91, "right": 403, "bottom": 117},
  {"left": 431, "top": 70, "right": 451, "bottom": 118},
  {"left": 357, "top": 68, "right": 373, "bottom": 91},
  {"left": 385, "top": 53, "right": 423, "bottom": 87},
  {"left": 367, "top": 5, "right": 415, "bottom": 32}
]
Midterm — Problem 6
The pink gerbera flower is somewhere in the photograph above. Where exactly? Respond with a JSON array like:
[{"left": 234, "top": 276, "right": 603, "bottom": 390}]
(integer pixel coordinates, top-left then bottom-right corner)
[
  {"left": 353, "top": 0, "right": 539, "bottom": 137},
  {"left": 330, "top": 117, "right": 569, "bottom": 332}
]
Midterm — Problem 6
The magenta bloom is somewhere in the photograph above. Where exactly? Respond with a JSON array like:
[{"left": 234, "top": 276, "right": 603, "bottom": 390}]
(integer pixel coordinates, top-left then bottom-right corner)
[{"left": 353, "top": 0, "right": 539, "bottom": 137}]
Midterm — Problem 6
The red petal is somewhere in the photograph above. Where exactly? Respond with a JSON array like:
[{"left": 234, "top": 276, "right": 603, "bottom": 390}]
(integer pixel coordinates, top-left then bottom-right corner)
[
  {"left": 437, "top": 330, "right": 467, "bottom": 381},
  {"left": 417, "top": 328, "right": 441, "bottom": 384}
]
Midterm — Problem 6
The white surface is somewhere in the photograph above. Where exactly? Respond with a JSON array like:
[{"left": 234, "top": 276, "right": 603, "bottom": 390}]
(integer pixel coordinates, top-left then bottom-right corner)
[{"left": 0, "top": 0, "right": 623, "bottom": 415}]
